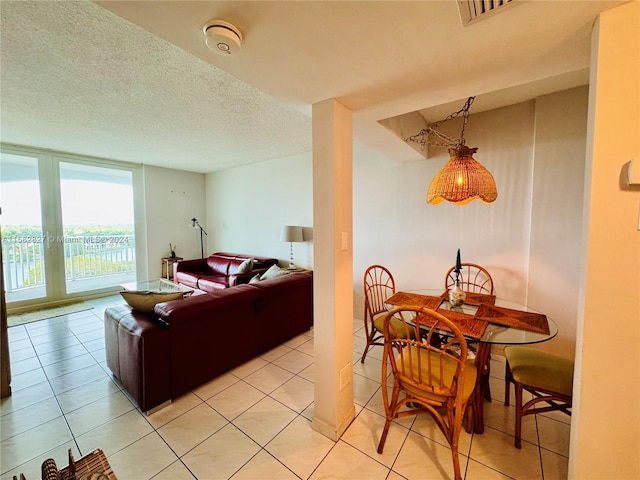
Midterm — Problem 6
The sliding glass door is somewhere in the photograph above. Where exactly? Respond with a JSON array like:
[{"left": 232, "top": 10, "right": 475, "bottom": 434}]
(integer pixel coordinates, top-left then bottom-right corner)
[
  {"left": 59, "top": 162, "right": 136, "bottom": 294},
  {"left": 0, "top": 153, "right": 47, "bottom": 302},
  {"left": 1, "top": 147, "right": 138, "bottom": 308}
]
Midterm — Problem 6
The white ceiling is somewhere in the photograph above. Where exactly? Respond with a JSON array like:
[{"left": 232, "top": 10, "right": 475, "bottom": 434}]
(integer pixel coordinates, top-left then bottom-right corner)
[{"left": 0, "top": 0, "right": 626, "bottom": 173}]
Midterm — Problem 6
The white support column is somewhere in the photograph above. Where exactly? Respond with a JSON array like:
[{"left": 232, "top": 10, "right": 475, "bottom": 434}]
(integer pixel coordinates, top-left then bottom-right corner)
[
  {"left": 311, "top": 98, "right": 355, "bottom": 440},
  {"left": 570, "top": 2, "right": 640, "bottom": 478}
]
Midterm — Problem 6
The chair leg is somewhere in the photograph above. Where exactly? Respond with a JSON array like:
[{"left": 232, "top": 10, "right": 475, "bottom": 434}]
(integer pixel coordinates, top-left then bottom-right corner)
[
  {"left": 360, "top": 324, "right": 375, "bottom": 363},
  {"left": 451, "top": 417, "right": 465, "bottom": 480},
  {"left": 451, "top": 444, "right": 462, "bottom": 480},
  {"left": 505, "top": 361, "right": 512, "bottom": 406},
  {"left": 360, "top": 342, "right": 371, "bottom": 363},
  {"left": 514, "top": 381, "right": 523, "bottom": 449},
  {"left": 377, "top": 418, "right": 393, "bottom": 454}
]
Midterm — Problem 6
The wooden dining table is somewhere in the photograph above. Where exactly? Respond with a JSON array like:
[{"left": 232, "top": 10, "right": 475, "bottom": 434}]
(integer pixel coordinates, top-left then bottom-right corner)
[{"left": 385, "top": 289, "right": 557, "bottom": 434}]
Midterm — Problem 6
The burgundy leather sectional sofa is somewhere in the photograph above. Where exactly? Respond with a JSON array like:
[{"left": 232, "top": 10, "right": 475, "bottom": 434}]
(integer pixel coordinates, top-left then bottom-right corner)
[
  {"left": 104, "top": 272, "right": 313, "bottom": 412},
  {"left": 173, "top": 252, "right": 278, "bottom": 291}
]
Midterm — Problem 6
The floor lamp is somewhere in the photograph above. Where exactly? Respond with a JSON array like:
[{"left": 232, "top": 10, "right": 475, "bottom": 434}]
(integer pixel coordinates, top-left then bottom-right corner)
[
  {"left": 280, "top": 225, "right": 303, "bottom": 270},
  {"left": 191, "top": 217, "right": 208, "bottom": 258}
]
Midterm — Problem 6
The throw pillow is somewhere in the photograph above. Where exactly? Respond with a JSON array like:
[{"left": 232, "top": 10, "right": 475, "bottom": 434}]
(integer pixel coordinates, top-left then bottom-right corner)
[
  {"left": 237, "top": 257, "right": 254, "bottom": 273},
  {"left": 260, "top": 264, "right": 290, "bottom": 280},
  {"left": 120, "top": 290, "right": 184, "bottom": 313},
  {"left": 249, "top": 273, "right": 262, "bottom": 284}
]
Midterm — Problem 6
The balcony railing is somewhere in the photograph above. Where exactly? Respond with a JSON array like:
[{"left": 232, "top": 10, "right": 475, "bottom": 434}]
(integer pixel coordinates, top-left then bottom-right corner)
[{"left": 2, "top": 234, "right": 136, "bottom": 294}]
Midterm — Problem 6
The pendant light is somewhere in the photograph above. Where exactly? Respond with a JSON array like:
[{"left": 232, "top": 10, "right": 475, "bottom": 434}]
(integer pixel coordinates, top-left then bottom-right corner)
[
  {"left": 406, "top": 97, "right": 498, "bottom": 205},
  {"left": 427, "top": 146, "right": 497, "bottom": 204}
]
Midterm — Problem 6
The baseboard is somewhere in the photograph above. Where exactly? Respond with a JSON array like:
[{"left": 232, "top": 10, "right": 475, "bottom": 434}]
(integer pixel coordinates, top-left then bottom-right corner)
[
  {"left": 311, "top": 404, "right": 356, "bottom": 441},
  {"left": 145, "top": 399, "right": 171, "bottom": 416}
]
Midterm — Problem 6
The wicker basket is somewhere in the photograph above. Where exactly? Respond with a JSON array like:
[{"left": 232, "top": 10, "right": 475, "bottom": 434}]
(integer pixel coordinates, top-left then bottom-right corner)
[
  {"left": 15, "top": 449, "right": 117, "bottom": 480},
  {"left": 60, "top": 448, "right": 116, "bottom": 480}
]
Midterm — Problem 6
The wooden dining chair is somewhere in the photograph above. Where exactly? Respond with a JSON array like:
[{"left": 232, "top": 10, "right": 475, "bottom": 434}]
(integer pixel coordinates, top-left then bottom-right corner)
[
  {"left": 377, "top": 306, "right": 477, "bottom": 480},
  {"left": 445, "top": 262, "right": 494, "bottom": 295},
  {"left": 445, "top": 262, "right": 494, "bottom": 399},
  {"left": 361, "top": 265, "right": 396, "bottom": 363},
  {"left": 504, "top": 346, "right": 574, "bottom": 448}
]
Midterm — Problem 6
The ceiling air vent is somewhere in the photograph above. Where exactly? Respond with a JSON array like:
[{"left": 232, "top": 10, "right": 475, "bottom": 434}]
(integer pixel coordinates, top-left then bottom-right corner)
[{"left": 458, "top": 0, "right": 516, "bottom": 26}]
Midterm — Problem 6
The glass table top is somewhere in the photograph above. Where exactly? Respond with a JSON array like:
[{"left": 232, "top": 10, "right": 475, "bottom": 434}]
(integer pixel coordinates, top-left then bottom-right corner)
[
  {"left": 120, "top": 278, "right": 193, "bottom": 294},
  {"left": 386, "top": 289, "right": 558, "bottom": 345}
]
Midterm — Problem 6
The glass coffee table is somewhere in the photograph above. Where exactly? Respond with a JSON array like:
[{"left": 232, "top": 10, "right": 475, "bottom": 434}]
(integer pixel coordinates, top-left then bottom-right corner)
[{"left": 121, "top": 278, "right": 194, "bottom": 297}]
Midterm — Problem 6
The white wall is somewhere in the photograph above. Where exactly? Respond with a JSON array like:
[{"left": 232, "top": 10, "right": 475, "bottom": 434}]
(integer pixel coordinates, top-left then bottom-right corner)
[
  {"left": 205, "top": 152, "right": 314, "bottom": 268},
  {"left": 528, "top": 86, "right": 588, "bottom": 357},
  {"left": 353, "top": 93, "right": 586, "bottom": 357},
  {"left": 142, "top": 165, "right": 206, "bottom": 278},
  {"left": 354, "top": 101, "right": 535, "bottom": 307},
  {"left": 206, "top": 89, "right": 588, "bottom": 358}
]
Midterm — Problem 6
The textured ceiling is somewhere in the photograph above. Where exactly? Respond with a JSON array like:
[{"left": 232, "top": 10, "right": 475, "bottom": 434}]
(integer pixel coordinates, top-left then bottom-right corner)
[
  {"left": 0, "top": 1, "right": 311, "bottom": 172},
  {"left": 0, "top": 0, "right": 627, "bottom": 173}
]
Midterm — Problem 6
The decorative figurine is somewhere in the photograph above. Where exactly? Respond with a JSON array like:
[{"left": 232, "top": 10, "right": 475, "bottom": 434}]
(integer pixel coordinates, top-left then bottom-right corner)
[{"left": 449, "top": 248, "right": 466, "bottom": 307}]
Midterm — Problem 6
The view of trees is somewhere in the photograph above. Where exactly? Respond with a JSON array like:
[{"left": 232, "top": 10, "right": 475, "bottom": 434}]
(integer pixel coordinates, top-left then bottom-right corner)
[
  {"left": 2, "top": 225, "right": 134, "bottom": 238},
  {"left": 2, "top": 225, "right": 136, "bottom": 288}
]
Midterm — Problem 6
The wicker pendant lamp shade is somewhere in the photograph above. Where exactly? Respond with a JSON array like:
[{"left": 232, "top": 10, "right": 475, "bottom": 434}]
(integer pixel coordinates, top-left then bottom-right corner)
[
  {"left": 427, "top": 145, "right": 497, "bottom": 205},
  {"left": 406, "top": 96, "right": 498, "bottom": 205}
]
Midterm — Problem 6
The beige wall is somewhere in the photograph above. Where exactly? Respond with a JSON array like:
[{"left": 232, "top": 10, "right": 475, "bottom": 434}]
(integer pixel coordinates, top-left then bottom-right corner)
[
  {"left": 207, "top": 89, "right": 588, "bottom": 359},
  {"left": 142, "top": 165, "right": 206, "bottom": 278},
  {"left": 570, "top": 2, "right": 640, "bottom": 478},
  {"left": 311, "top": 99, "right": 356, "bottom": 440}
]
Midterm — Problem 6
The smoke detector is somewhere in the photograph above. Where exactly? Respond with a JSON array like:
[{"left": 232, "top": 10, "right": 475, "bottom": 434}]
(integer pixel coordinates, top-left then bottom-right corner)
[{"left": 203, "top": 20, "right": 242, "bottom": 56}]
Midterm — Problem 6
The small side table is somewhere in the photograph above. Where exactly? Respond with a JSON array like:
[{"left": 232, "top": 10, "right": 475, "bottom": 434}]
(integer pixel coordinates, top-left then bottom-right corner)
[
  {"left": 162, "top": 256, "right": 183, "bottom": 280},
  {"left": 287, "top": 267, "right": 313, "bottom": 275}
]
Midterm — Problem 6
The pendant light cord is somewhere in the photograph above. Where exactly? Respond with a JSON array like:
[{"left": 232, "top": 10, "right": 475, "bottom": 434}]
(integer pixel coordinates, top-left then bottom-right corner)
[{"left": 406, "top": 96, "right": 475, "bottom": 150}]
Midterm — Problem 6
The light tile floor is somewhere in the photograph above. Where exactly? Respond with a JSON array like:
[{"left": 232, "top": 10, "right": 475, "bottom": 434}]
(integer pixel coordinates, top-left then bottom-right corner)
[{"left": 1, "top": 295, "right": 570, "bottom": 479}]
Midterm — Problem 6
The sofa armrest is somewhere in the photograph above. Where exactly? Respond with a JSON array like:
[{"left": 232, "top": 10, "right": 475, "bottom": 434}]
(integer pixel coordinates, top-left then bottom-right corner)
[{"left": 104, "top": 305, "right": 171, "bottom": 412}]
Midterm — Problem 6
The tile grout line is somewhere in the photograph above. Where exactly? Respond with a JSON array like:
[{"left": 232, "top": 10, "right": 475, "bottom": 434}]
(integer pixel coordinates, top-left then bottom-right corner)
[
  {"left": 3, "top": 300, "right": 567, "bottom": 480},
  {"left": 30, "top": 317, "right": 97, "bottom": 462}
]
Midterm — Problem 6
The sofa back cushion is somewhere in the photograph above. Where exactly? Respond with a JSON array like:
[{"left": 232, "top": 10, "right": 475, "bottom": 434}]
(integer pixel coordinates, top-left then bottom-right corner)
[
  {"left": 228, "top": 257, "right": 252, "bottom": 275},
  {"left": 154, "top": 284, "right": 264, "bottom": 398},
  {"left": 217, "top": 253, "right": 278, "bottom": 276},
  {"left": 206, "top": 255, "right": 231, "bottom": 275},
  {"left": 154, "top": 284, "right": 261, "bottom": 326},
  {"left": 249, "top": 273, "right": 313, "bottom": 346},
  {"left": 252, "top": 257, "right": 278, "bottom": 270}
]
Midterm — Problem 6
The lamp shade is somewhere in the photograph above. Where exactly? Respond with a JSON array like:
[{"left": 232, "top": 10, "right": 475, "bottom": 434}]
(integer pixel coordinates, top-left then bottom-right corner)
[
  {"left": 427, "top": 146, "right": 497, "bottom": 205},
  {"left": 280, "top": 225, "right": 303, "bottom": 243}
]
